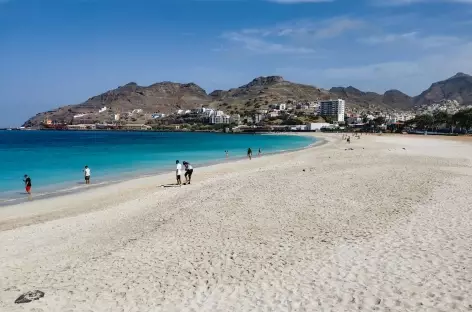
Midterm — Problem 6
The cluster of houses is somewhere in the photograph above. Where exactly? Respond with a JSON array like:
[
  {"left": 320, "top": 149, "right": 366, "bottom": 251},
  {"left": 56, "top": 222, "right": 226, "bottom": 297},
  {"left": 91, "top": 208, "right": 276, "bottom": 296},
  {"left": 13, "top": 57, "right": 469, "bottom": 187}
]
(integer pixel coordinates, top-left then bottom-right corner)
[
  {"left": 176, "top": 107, "right": 233, "bottom": 124},
  {"left": 43, "top": 98, "right": 424, "bottom": 131},
  {"left": 171, "top": 100, "right": 342, "bottom": 126},
  {"left": 345, "top": 112, "right": 416, "bottom": 125},
  {"left": 415, "top": 99, "right": 472, "bottom": 115},
  {"left": 167, "top": 99, "right": 420, "bottom": 131},
  {"left": 73, "top": 107, "right": 167, "bottom": 123}
]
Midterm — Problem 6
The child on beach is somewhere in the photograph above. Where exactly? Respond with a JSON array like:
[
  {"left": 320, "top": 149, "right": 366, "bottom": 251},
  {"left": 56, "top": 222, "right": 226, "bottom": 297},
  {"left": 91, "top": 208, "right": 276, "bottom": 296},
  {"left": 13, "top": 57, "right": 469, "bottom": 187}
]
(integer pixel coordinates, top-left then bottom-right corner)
[
  {"left": 23, "top": 174, "right": 32, "bottom": 195},
  {"left": 176, "top": 160, "right": 182, "bottom": 186},
  {"left": 83, "top": 165, "right": 91, "bottom": 184},
  {"left": 183, "top": 161, "right": 193, "bottom": 185}
]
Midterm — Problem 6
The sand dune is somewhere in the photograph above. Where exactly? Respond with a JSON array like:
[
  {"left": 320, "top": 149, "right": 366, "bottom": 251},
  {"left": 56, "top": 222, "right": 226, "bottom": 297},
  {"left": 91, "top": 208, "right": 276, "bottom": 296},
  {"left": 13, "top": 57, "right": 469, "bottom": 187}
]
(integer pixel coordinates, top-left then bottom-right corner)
[{"left": 1, "top": 134, "right": 471, "bottom": 311}]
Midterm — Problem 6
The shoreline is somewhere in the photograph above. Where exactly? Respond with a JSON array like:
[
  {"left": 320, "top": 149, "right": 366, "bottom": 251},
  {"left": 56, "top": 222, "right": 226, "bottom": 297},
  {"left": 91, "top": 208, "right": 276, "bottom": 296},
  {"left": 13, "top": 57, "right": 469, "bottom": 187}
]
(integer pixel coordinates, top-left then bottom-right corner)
[
  {"left": 0, "top": 134, "right": 326, "bottom": 231},
  {"left": 0, "top": 132, "right": 317, "bottom": 206}
]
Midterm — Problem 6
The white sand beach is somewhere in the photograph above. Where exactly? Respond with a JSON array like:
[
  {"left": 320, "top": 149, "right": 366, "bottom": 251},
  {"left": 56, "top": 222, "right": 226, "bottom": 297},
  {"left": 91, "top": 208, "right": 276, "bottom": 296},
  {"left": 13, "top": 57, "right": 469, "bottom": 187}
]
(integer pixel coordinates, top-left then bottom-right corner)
[{"left": 1, "top": 133, "right": 471, "bottom": 312}]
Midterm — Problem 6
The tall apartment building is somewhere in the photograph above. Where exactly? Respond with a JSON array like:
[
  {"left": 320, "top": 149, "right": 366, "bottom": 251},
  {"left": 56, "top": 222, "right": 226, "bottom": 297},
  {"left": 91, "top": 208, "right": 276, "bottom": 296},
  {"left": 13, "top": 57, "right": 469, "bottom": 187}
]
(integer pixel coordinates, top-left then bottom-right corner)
[{"left": 319, "top": 99, "right": 345, "bottom": 122}]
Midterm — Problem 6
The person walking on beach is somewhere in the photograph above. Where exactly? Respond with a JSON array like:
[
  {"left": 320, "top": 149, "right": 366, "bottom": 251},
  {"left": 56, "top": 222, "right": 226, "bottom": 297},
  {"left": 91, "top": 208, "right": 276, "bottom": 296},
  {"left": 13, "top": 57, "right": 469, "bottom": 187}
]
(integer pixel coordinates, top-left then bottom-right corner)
[
  {"left": 176, "top": 160, "right": 182, "bottom": 186},
  {"left": 258, "top": 148, "right": 261, "bottom": 156},
  {"left": 183, "top": 161, "right": 193, "bottom": 185},
  {"left": 83, "top": 165, "right": 91, "bottom": 185},
  {"left": 247, "top": 148, "right": 252, "bottom": 160},
  {"left": 23, "top": 174, "right": 32, "bottom": 195},
  {"left": 225, "top": 150, "right": 229, "bottom": 158}
]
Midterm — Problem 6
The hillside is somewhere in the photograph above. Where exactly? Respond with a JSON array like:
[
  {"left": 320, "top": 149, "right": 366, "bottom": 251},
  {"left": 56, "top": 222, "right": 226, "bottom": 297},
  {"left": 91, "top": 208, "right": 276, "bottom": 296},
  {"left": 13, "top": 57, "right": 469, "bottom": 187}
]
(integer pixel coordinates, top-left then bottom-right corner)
[
  {"left": 209, "top": 76, "right": 332, "bottom": 116},
  {"left": 413, "top": 72, "right": 472, "bottom": 107},
  {"left": 328, "top": 87, "right": 413, "bottom": 111},
  {"left": 23, "top": 82, "right": 212, "bottom": 127},
  {"left": 22, "top": 73, "right": 472, "bottom": 127}
]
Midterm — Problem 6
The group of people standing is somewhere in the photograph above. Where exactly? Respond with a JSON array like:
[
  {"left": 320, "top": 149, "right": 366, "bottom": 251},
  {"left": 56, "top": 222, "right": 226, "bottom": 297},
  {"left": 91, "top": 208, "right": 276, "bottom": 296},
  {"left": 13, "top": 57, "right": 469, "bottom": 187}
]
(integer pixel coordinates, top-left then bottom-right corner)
[{"left": 175, "top": 160, "right": 193, "bottom": 186}]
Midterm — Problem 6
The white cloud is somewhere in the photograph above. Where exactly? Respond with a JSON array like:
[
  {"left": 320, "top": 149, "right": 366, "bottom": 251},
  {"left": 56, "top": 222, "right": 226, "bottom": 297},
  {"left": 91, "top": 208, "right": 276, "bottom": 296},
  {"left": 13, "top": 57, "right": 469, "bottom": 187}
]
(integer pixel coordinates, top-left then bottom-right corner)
[
  {"left": 219, "top": 17, "right": 364, "bottom": 55},
  {"left": 239, "top": 17, "right": 364, "bottom": 40},
  {"left": 216, "top": 4, "right": 471, "bottom": 94},
  {"left": 276, "top": 42, "right": 472, "bottom": 95},
  {"left": 221, "top": 32, "right": 316, "bottom": 54},
  {"left": 360, "top": 31, "right": 462, "bottom": 48}
]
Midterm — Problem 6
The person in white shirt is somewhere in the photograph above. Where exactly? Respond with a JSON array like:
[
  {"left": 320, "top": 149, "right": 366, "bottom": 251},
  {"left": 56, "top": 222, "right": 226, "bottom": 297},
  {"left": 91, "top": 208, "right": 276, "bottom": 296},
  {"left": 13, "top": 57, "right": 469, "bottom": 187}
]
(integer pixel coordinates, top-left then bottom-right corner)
[
  {"left": 175, "top": 160, "right": 182, "bottom": 186},
  {"left": 83, "top": 165, "right": 91, "bottom": 185},
  {"left": 183, "top": 161, "right": 193, "bottom": 185}
]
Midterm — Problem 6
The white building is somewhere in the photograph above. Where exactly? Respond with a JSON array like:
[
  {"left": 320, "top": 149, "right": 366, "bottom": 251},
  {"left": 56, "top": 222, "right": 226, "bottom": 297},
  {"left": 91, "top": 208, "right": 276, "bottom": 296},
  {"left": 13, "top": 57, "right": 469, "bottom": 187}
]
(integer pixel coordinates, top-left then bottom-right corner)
[
  {"left": 319, "top": 99, "right": 345, "bottom": 122},
  {"left": 306, "top": 123, "right": 330, "bottom": 131},
  {"left": 114, "top": 114, "right": 120, "bottom": 121},
  {"left": 395, "top": 113, "right": 415, "bottom": 122},
  {"left": 204, "top": 109, "right": 215, "bottom": 117},
  {"left": 177, "top": 109, "right": 184, "bottom": 115},
  {"left": 290, "top": 125, "right": 307, "bottom": 131},
  {"left": 151, "top": 113, "right": 166, "bottom": 119},
  {"left": 279, "top": 103, "right": 287, "bottom": 111},
  {"left": 210, "top": 114, "right": 230, "bottom": 124},
  {"left": 98, "top": 107, "right": 107, "bottom": 113},
  {"left": 198, "top": 107, "right": 212, "bottom": 114}
]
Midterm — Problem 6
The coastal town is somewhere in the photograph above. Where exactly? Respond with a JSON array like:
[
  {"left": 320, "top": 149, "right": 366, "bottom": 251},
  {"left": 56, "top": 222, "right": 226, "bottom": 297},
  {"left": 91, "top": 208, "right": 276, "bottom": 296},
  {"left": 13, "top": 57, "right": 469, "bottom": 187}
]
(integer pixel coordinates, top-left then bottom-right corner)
[
  {"left": 14, "top": 97, "right": 472, "bottom": 133},
  {"left": 12, "top": 73, "right": 472, "bottom": 134}
]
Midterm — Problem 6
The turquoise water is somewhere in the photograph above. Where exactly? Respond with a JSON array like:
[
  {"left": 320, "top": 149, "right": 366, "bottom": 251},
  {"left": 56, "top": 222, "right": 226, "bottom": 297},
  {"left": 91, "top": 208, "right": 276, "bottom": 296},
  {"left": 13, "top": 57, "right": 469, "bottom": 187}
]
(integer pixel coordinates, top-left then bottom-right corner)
[{"left": 0, "top": 131, "right": 315, "bottom": 200}]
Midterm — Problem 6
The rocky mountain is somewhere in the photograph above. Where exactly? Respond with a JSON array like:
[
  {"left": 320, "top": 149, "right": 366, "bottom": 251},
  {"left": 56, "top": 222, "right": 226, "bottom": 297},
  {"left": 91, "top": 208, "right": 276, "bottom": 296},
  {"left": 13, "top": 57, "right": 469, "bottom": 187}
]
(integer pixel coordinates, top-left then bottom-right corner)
[
  {"left": 328, "top": 87, "right": 413, "bottom": 111},
  {"left": 382, "top": 90, "right": 413, "bottom": 110},
  {"left": 209, "top": 76, "right": 331, "bottom": 115},
  {"left": 23, "top": 82, "right": 212, "bottom": 127},
  {"left": 413, "top": 72, "right": 472, "bottom": 107},
  {"left": 23, "top": 73, "right": 472, "bottom": 127}
]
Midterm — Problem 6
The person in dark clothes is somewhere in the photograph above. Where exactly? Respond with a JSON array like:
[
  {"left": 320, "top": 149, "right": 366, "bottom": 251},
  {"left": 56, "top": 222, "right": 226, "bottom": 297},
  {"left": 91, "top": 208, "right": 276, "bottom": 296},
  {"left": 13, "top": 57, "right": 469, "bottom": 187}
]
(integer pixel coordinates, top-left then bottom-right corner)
[
  {"left": 183, "top": 161, "right": 194, "bottom": 185},
  {"left": 247, "top": 148, "right": 252, "bottom": 160},
  {"left": 23, "top": 174, "right": 32, "bottom": 195}
]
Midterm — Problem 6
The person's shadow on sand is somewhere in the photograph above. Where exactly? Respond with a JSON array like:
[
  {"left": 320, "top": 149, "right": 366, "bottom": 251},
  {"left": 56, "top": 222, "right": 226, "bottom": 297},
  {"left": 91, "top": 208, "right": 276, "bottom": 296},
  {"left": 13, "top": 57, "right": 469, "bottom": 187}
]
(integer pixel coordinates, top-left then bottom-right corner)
[{"left": 160, "top": 184, "right": 181, "bottom": 188}]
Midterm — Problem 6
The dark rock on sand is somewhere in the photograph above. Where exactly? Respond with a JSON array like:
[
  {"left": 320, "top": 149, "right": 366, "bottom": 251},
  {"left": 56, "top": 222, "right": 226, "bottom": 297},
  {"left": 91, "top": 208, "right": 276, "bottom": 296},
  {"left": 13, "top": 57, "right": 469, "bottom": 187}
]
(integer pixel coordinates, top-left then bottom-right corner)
[{"left": 15, "top": 290, "right": 45, "bottom": 304}]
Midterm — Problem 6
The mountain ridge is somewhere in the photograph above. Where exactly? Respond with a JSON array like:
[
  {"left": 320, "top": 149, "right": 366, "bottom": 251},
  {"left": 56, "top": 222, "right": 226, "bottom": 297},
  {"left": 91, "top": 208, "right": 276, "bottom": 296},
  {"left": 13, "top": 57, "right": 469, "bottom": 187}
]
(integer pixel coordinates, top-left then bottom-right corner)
[{"left": 23, "top": 73, "right": 472, "bottom": 127}]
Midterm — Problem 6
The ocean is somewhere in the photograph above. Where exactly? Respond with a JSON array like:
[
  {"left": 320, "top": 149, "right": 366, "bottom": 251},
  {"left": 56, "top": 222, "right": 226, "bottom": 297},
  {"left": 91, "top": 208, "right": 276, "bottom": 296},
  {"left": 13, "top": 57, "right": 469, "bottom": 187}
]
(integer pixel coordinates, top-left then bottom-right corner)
[{"left": 0, "top": 131, "right": 315, "bottom": 202}]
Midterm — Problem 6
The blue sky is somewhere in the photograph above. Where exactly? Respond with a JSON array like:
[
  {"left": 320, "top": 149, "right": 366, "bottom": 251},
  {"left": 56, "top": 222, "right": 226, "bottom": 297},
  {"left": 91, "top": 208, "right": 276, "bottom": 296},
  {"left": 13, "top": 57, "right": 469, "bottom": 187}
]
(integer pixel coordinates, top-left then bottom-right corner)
[{"left": 1, "top": 0, "right": 471, "bottom": 127}]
